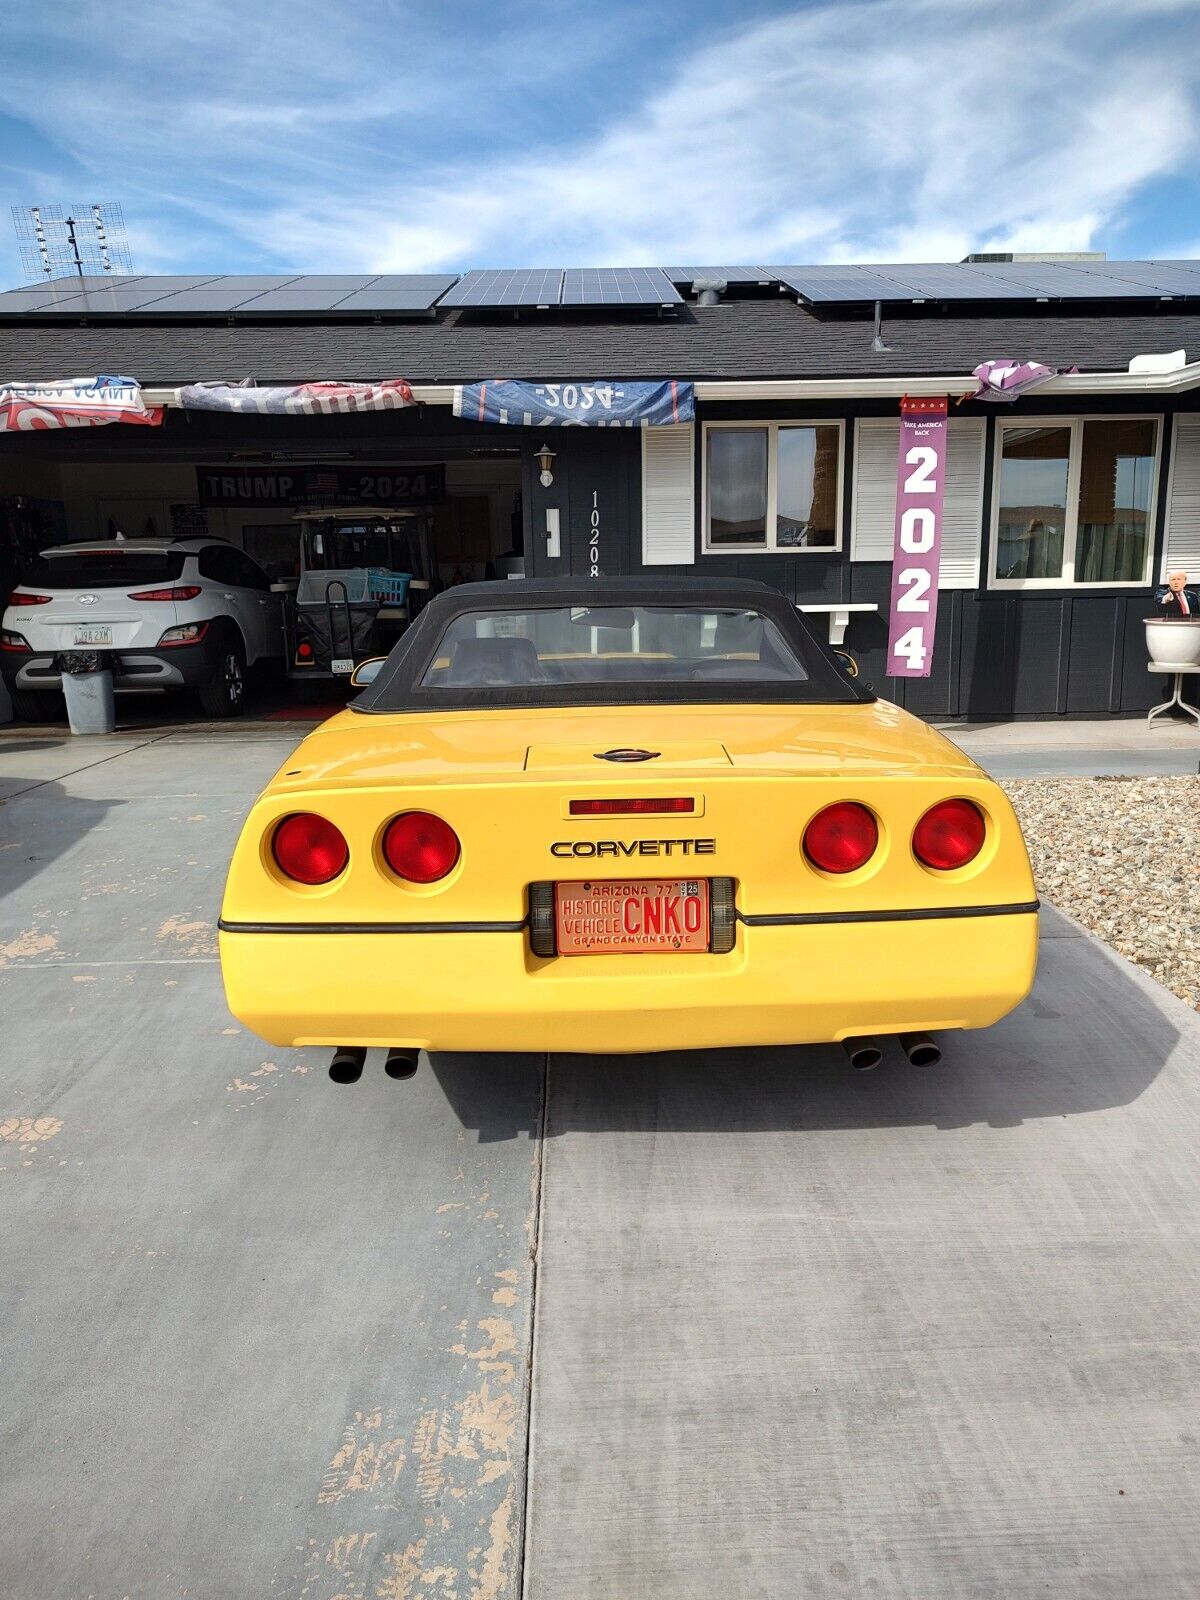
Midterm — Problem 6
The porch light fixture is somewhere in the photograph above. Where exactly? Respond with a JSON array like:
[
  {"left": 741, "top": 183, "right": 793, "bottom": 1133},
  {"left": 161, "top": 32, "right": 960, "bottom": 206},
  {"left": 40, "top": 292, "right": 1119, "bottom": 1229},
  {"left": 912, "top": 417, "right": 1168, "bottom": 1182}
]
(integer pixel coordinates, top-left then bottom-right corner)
[{"left": 535, "top": 442, "right": 556, "bottom": 487}]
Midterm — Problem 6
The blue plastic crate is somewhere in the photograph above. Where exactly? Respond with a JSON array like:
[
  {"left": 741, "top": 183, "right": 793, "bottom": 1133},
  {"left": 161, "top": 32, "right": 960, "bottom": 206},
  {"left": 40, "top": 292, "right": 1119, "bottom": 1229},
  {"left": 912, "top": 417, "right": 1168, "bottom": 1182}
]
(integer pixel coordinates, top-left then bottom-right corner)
[{"left": 367, "top": 569, "right": 412, "bottom": 603}]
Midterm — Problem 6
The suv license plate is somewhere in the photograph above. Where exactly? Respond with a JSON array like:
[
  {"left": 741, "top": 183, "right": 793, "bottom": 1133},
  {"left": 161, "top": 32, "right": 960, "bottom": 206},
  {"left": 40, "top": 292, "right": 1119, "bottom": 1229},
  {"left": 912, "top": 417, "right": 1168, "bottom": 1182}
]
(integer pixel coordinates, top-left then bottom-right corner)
[
  {"left": 554, "top": 878, "right": 710, "bottom": 955},
  {"left": 330, "top": 657, "right": 354, "bottom": 675},
  {"left": 73, "top": 626, "right": 112, "bottom": 646}
]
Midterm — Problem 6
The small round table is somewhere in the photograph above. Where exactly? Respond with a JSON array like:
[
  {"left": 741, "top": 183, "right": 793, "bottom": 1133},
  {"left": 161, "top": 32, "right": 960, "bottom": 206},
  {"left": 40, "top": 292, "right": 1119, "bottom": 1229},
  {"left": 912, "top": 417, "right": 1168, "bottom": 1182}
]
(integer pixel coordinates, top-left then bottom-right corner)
[{"left": 1147, "top": 661, "right": 1200, "bottom": 728}]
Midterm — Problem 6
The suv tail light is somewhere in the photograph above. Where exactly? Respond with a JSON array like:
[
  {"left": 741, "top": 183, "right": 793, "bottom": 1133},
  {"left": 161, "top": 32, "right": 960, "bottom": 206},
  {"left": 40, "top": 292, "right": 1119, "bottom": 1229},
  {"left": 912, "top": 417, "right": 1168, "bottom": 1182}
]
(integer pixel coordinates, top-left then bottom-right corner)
[
  {"left": 2, "top": 630, "right": 31, "bottom": 652},
  {"left": 8, "top": 591, "right": 51, "bottom": 606},
  {"left": 803, "top": 802, "right": 878, "bottom": 874},
  {"left": 912, "top": 799, "right": 986, "bottom": 871},
  {"left": 383, "top": 812, "right": 461, "bottom": 883},
  {"left": 272, "top": 813, "right": 349, "bottom": 885},
  {"left": 128, "top": 585, "right": 203, "bottom": 601}
]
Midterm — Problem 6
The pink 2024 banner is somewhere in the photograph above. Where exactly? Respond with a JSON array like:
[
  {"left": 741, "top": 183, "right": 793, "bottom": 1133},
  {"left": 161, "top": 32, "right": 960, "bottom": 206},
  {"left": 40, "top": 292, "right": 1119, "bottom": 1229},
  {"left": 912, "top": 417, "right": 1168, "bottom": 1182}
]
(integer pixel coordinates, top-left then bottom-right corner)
[{"left": 886, "top": 396, "right": 948, "bottom": 677}]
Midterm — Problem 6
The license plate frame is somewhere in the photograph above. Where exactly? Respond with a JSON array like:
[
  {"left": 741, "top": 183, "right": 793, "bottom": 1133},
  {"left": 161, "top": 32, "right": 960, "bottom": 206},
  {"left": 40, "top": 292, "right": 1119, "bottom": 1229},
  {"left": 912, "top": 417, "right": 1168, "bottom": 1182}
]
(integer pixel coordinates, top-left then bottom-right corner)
[
  {"left": 72, "top": 625, "right": 112, "bottom": 646},
  {"left": 553, "top": 878, "right": 710, "bottom": 956},
  {"left": 330, "top": 657, "right": 354, "bottom": 675}
]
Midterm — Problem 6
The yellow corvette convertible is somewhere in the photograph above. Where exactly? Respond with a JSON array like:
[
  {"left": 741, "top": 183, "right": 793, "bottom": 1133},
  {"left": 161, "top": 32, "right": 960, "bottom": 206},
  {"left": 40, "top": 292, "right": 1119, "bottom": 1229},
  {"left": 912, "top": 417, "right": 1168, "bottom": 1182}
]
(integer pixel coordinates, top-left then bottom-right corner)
[{"left": 219, "top": 578, "right": 1038, "bottom": 1079}]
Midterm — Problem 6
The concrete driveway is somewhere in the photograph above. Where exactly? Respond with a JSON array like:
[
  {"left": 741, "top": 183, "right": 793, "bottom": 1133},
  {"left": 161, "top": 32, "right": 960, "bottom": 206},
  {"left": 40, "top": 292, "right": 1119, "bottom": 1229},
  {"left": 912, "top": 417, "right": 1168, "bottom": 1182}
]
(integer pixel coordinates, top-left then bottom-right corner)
[{"left": 1, "top": 727, "right": 1198, "bottom": 1599}]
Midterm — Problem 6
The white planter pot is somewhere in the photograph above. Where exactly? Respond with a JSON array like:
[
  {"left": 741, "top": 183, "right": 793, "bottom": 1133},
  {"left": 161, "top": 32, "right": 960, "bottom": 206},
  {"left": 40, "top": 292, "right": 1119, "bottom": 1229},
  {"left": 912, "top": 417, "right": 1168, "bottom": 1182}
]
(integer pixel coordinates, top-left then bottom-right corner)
[{"left": 1145, "top": 617, "right": 1200, "bottom": 668}]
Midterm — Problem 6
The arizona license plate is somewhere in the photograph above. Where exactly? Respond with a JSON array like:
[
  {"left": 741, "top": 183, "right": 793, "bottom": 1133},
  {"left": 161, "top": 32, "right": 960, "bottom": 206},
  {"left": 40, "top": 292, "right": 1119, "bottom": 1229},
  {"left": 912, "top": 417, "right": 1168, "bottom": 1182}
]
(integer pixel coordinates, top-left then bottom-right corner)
[
  {"left": 72, "top": 626, "right": 112, "bottom": 645},
  {"left": 330, "top": 657, "right": 354, "bottom": 675},
  {"left": 554, "top": 878, "right": 710, "bottom": 955}
]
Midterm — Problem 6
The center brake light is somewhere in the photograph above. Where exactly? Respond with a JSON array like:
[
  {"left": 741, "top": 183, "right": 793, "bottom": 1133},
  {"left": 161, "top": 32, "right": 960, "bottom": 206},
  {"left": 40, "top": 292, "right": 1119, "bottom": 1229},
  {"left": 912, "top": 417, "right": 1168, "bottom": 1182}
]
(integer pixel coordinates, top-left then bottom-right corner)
[
  {"left": 568, "top": 797, "right": 695, "bottom": 816},
  {"left": 128, "top": 586, "right": 203, "bottom": 601}
]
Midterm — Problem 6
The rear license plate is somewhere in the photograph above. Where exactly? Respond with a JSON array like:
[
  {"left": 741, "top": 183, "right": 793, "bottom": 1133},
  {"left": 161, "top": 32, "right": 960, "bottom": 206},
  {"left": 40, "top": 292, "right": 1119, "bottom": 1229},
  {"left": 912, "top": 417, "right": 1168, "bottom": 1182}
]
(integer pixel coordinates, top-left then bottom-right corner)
[
  {"left": 73, "top": 625, "right": 112, "bottom": 646},
  {"left": 554, "top": 878, "right": 710, "bottom": 955},
  {"left": 330, "top": 657, "right": 354, "bottom": 675}
]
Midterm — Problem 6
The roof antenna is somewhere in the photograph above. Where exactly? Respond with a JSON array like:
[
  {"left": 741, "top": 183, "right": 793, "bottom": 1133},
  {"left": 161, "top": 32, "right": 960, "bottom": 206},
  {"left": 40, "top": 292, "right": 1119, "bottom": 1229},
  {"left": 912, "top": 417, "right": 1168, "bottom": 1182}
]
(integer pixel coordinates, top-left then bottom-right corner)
[
  {"left": 11, "top": 203, "right": 132, "bottom": 280},
  {"left": 871, "top": 299, "right": 892, "bottom": 352}
]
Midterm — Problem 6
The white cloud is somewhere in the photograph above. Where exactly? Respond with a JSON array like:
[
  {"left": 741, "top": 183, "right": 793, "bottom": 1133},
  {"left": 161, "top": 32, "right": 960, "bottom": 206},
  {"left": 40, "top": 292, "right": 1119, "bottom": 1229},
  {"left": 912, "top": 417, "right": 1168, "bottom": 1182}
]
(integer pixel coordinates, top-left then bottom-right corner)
[
  {"left": 248, "top": 0, "right": 1200, "bottom": 269},
  {"left": 0, "top": 0, "right": 1196, "bottom": 275}
]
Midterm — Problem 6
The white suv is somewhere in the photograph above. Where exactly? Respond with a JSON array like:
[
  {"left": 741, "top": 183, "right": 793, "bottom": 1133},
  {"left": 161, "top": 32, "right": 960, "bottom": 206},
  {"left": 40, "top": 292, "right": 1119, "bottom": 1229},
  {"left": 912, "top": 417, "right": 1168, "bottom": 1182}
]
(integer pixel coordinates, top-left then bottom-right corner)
[{"left": 2, "top": 537, "right": 282, "bottom": 720}]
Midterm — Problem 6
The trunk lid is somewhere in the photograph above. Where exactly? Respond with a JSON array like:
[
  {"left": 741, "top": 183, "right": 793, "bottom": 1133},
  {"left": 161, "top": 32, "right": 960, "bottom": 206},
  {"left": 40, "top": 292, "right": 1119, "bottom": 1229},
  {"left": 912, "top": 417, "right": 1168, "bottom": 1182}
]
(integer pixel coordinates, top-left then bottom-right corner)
[{"left": 281, "top": 703, "right": 978, "bottom": 789}]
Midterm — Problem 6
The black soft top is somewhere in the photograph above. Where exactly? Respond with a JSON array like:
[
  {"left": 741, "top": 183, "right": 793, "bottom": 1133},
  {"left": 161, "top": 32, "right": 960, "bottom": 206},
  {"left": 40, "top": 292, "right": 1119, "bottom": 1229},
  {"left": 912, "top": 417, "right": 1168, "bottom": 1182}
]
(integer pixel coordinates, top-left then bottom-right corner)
[{"left": 351, "top": 575, "right": 874, "bottom": 715}]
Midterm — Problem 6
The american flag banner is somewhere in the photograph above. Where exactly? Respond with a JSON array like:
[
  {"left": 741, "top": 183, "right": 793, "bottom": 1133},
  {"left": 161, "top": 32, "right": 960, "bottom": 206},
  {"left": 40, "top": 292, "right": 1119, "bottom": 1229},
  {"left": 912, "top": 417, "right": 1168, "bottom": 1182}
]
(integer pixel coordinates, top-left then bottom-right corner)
[
  {"left": 0, "top": 374, "right": 163, "bottom": 431},
  {"left": 178, "top": 379, "right": 415, "bottom": 415}
]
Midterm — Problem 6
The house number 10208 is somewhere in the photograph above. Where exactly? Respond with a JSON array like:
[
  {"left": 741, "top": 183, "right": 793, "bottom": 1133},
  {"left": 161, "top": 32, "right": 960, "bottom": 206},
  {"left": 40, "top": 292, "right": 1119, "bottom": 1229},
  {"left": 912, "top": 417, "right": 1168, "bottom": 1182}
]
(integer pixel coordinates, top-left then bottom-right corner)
[{"left": 589, "top": 490, "right": 601, "bottom": 577}]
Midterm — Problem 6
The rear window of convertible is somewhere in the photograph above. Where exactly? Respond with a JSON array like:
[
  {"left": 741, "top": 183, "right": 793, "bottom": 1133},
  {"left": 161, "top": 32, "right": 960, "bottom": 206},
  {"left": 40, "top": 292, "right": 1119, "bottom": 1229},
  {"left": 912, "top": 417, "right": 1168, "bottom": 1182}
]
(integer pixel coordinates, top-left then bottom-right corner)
[{"left": 419, "top": 604, "right": 811, "bottom": 688}]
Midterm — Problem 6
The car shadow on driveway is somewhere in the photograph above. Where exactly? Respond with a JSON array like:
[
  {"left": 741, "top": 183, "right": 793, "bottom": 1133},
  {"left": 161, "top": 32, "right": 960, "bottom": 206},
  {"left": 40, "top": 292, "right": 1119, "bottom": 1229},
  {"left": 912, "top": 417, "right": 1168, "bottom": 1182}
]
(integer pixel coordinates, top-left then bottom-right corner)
[
  {"left": 0, "top": 778, "right": 119, "bottom": 898},
  {"left": 428, "top": 918, "right": 1183, "bottom": 1138}
]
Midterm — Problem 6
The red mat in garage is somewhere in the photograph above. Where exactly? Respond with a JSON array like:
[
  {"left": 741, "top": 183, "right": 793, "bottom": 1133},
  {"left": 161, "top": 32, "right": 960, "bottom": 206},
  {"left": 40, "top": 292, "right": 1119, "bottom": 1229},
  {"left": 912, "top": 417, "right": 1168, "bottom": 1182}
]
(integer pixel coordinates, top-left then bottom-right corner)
[{"left": 262, "top": 704, "right": 346, "bottom": 720}]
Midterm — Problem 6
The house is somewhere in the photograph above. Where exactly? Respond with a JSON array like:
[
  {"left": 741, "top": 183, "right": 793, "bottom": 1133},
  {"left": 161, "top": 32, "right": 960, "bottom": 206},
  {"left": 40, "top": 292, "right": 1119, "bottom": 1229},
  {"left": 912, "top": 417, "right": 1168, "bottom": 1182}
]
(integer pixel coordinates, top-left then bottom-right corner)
[{"left": 2, "top": 259, "right": 1199, "bottom": 717}]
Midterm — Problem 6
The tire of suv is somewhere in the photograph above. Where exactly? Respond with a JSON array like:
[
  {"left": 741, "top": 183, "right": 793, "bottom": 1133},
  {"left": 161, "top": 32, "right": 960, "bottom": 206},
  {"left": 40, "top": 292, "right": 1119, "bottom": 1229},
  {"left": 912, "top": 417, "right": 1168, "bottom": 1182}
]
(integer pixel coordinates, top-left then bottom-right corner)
[
  {"left": 197, "top": 627, "right": 247, "bottom": 718},
  {"left": 9, "top": 686, "right": 64, "bottom": 723}
]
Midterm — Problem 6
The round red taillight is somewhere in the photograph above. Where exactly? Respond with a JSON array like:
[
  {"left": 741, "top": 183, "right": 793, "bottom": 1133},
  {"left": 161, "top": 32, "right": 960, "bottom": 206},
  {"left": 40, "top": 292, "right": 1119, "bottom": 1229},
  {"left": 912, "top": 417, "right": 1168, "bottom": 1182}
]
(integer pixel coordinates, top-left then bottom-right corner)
[
  {"left": 272, "top": 812, "right": 349, "bottom": 885},
  {"left": 383, "top": 811, "right": 461, "bottom": 883},
  {"left": 803, "top": 802, "right": 878, "bottom": 874},
  {"left": 913, "top": 799, "right": 986, "bottom": 871}
]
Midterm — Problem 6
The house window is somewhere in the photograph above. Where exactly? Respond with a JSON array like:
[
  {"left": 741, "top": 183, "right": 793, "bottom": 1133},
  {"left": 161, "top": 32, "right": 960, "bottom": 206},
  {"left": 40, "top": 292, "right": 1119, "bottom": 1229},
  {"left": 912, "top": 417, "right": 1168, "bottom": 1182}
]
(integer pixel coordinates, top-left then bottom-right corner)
[
  {"left": 704, "top": 422, "right": 843, "bottom": 552},
  {"left": 990, "top": 417, "right": 1160, "bottom": 588}
]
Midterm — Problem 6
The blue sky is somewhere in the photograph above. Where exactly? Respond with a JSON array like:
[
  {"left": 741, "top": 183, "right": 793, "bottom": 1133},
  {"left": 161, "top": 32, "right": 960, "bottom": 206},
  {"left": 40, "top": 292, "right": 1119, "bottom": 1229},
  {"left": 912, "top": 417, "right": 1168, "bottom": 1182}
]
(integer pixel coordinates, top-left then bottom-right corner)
[{"left": 0, "top": 0, "right": 1198, "bottom": 286}]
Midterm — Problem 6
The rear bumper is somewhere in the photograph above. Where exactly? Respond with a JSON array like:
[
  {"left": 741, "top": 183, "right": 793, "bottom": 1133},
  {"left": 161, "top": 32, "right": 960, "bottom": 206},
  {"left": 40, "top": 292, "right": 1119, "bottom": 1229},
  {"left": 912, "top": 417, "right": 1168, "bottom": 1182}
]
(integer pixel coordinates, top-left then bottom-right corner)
[
  {"left": 1, "top": 640, "right": 216, "bottom": 693},
  {"left": 218, "top": 909, "right": 1039, "bottom": 1053}
]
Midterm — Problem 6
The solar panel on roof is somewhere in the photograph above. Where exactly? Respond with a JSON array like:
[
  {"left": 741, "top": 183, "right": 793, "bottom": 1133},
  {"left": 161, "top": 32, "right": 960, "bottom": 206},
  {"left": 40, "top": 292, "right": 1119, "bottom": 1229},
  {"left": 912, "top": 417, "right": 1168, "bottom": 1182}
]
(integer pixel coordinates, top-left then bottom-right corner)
[
  {"left": 51, "top": 274, "right": 144, "bottom": 289},
  {"left": 235, "top": 275, "right": 376, "bottom": 312},
  {"left": 331, "top": 274, "right": 459, "bottom": 312},
  {"left": 0, "top": 276, "right": 148, "bottom": 310},
  {"left": 1070, "top": 260, "right": 1200, "bottom": 297},
  {"left": 561, "top": 267, "right": 681, "bottom": 306},
  {"left": 28, "top": 276, "right": 225, "bottom": 314},
  {"left": 776, "top": 259, "right": 1200, "bottom": 305},
  {"left": 440, "top": 269, "right": 564, "bottom": 308},
  {"left": 1146, "top": 260, "right": 1200, "bottom": 290},
  {"left": 971, "top": 261, "right": 1163, "bottom": 300},
  {"left": 877, "top": 264, "right": 1034, "bottom": 300},
  {"left": 776, "top": 266, "right": 920, "bottom": 303},
  {"left": 661, "top": 266, "right": 774, "bottom": 285},
  {"left": 130, "top": 275, "right": 303, "bottom": 312}
]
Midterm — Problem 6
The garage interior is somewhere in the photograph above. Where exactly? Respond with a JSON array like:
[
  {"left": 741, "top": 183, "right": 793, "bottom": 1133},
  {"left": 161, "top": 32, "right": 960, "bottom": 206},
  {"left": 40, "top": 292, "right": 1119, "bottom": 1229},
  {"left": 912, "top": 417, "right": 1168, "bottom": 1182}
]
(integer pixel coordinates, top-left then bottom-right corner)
[{"left": 0, "top": 407, "right": 525, "bottom": 716}]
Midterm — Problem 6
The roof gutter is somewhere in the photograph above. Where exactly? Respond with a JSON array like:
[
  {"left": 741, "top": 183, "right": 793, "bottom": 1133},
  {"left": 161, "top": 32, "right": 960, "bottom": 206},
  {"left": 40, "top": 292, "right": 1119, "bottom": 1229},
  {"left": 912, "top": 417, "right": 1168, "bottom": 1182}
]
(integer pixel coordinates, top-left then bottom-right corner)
[
  {"left": 696, "top": 365, "right": 1200, "bottom": 399},
  {"left": 137, "top": 362, "right": 1200, "bottom": 410}
]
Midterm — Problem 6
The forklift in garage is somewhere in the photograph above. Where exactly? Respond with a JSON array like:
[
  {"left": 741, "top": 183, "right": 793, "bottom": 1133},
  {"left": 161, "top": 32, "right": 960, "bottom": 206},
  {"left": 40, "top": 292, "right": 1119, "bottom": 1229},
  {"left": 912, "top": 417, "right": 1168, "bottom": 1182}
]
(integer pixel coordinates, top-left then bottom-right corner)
[{"left": 281, "top": 508, "right": 436, "bottom": 692}]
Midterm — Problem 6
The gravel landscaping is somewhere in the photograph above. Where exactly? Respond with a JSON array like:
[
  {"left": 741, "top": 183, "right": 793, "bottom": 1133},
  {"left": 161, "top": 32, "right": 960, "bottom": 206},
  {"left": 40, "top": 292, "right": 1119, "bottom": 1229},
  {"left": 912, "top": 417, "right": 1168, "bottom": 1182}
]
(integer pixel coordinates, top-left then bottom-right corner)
[{"left": 1002, "top": 776, "right": 1200, "bottom": 1011}]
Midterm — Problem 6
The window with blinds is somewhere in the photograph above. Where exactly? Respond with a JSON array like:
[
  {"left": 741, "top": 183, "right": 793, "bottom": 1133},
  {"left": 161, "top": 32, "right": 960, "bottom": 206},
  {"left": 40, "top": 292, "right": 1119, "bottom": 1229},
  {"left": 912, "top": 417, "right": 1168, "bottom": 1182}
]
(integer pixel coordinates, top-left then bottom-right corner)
[
  {"left": 642, "top": 422, "right": 696, "bottom": 565},
  {"left": 1163, "top": 414, "right": 1200, "bottom": 578},
  {"left": 849, "top": 416, "right": 986, "bottom": 588}
]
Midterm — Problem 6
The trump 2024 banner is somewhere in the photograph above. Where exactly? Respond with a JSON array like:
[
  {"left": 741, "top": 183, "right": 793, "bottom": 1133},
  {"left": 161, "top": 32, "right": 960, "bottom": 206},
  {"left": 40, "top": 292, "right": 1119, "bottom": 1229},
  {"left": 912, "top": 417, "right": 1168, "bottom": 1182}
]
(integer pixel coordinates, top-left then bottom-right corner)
[{"left": 886, "top": 396, "right": 948, "bottom": 678}]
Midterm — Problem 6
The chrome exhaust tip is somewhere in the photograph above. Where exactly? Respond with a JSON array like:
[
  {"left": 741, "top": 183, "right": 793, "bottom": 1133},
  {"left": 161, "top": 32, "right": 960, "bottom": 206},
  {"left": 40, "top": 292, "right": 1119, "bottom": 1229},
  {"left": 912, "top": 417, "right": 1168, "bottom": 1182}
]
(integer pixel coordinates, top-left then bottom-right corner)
[
  {"left": 329, "top": 1047, "right": 366, "bottom": 1084},
  {"left": 841, "top": 1036, "right": 884, "bottom": 1072},
  {"left": 384, "top": 1047, "right": 420, "bottom": 1081},
  {"left": 900, "top": 1033, "right": 941, "bottom": 1068}
]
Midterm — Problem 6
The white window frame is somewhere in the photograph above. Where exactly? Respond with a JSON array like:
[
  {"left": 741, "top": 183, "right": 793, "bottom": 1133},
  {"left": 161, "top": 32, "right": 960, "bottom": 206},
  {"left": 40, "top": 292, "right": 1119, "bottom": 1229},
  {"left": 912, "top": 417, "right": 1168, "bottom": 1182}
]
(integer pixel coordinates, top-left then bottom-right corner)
[
  {"left": 988, "top": 413, "right": 1163, "bottom": 591},
  {"left": 701, "top": 419, "right": 844, "bottom": 555}
]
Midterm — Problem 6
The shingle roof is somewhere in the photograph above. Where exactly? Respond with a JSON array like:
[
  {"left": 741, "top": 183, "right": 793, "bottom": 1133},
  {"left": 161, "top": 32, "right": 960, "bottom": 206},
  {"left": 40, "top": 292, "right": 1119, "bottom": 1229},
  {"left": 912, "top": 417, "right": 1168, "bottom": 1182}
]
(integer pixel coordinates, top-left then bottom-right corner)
[{"left": 0, "top": 299, "right": 1196, "bottom": 385}]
